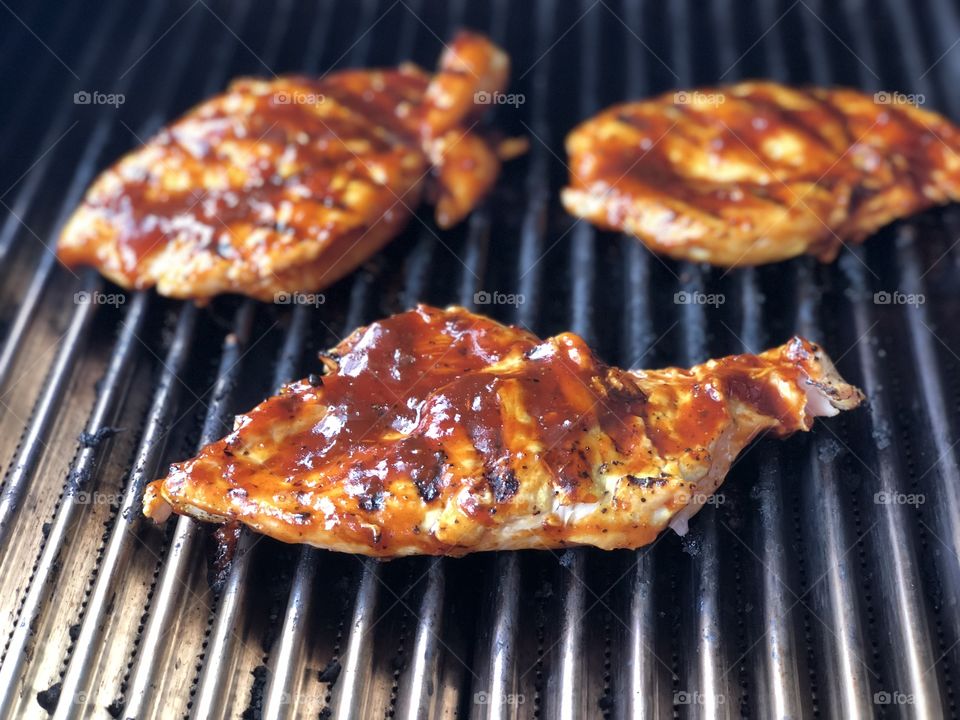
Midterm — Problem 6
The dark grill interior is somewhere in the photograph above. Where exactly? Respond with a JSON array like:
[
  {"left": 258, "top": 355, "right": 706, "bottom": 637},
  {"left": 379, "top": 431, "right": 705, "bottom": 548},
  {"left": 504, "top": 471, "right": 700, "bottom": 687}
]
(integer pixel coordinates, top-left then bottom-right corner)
[{"left": 1, "top": 0, "right": 960, "bottom": 717}]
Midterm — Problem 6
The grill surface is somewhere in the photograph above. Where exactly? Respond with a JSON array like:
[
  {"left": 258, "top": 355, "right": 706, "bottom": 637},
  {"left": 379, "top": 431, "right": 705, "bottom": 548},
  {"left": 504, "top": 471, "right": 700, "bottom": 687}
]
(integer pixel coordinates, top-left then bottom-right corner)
[{"left": 1, "top": 0, "right": 960, "bottom": 718}]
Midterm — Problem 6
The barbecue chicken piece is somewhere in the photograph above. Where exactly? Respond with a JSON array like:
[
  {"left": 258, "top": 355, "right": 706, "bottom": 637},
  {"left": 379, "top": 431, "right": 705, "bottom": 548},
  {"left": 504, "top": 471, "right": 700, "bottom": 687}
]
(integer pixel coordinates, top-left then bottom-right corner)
[
  {"left": 144, "top": 305, "right": 863, "bottom": 557},
  {"left": 57, "top": 32, "right": 515, "bottom": 301},
  {"left": 562, "top": 81, "right": 960, "bottom": 266}
]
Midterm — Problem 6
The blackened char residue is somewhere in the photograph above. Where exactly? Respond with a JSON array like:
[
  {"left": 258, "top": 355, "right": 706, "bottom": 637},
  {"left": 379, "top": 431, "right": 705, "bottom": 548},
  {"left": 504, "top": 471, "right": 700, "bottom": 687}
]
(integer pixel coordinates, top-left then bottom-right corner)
[
  {"left": 411, "top": 450, "right": 447, "bottom": 503},
  {"left": 626, "top": 474, "right": 668, "bottom": 489},
  {"left": 487, "top": 469, "right": 519, "bottom": 502}
]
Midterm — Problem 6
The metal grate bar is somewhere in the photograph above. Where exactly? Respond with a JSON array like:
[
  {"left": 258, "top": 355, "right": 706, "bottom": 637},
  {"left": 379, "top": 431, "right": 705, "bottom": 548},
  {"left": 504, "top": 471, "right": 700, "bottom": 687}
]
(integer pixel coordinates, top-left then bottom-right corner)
[
  {"left": 190, "top": 305, "right": 310, "bottom": 720},
  {"left": 830, "top": 1, "right": 944, "bottom": 714},
  {"left": 471, "top": 552, "right": 522, "bottom": 720},
  {"left": 0, "top": 0, "right": 215, "bottom": 699},
  {"left": 0, "top": 3, "right": 175, "bottom": 531},
  {"left": 261, "top": 535, "right": 319, "bottom": 719},
  {"left": 1, "top": 2, "right": 959, "bottom": 718},
  {"left": 926, "top": 0, "right": 960, "bottom": 119},
  {"left": 0, "top": 0, "right": 171, "bottom": 395},
  {"left": 794, "top": 257, "right": 872, "bottom": 720},
  {"left": 264, "top": 4, "right": 417, "bottom": 717},
  {"left": 612, "top": 2, "right": 668, "bottom": 717},
  {"left": 331, "top": 557, "right": 382, "bottom": 720},
  {"left": 668, "top": 0, "right": 731, "bottom": 714},
  {"left": 514, "top": 0, "right": 554, "bottom": 331},
  {"left": 845, "top": 251, "right": 943, "bottom": 713},
  {"left": 0, "top": 267, "right": 101, "bottom": 546},
  {"left": 874, "top": 0, "right": 960, "bottom": 679},
  {"left": 187, "top": 2, "right": 311, "bottom": 711},
  {"left": 466, "top": 0, "right": 556, "bottom": 717},
  {"left": 0, "top": 291, "right": 148, "bottom": 717},
  {"left": 0, "top": 1, "right": 89, "bottom": 181},
  {"left": 51, "top": 304, "right": 200, "bottom": 719},
  {"left": 122, "top": 300, "right": 257, "bottom": 719},
  {"left": 0, "top": 0, "right": 129, "bottom": 269},
  {"left": 544, "top": 0, "right": 601, "bottom": 717},
  {"left": 332, "top": 222, "right": 443, "bottom": 720},
  {"left": 842, "top": 247, "right": 942, "bottom": 715},
  {"left": 265, "top": 279, "right": 377, "bottom": 720},
  {"left": 785, "top": 6, "right": 877, "bottom": 717},
  {"left": 738, "top": 268, "right": 803, "bottom": 719},
  {"left": 395, "top": 557, "right": 447, "bottom": 720},
  {"left": 114, "top": 3, "right": 262, "bottom": 715},
  {"left": 897, "top": 226, "right": 960, "bottom": 645}
]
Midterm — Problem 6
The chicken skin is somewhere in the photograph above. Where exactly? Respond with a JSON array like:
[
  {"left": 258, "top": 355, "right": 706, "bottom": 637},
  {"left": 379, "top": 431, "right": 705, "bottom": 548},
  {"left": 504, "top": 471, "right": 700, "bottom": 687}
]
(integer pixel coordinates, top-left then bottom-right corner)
[
  {"left": 57, "top": 32, "right": 514, "bottom": 301},
  {"left": 562, "top": 82, "right": 960, "bottom": 266},
  {"left": 143, "top": 305, "right": 863, "bottom": 557}
]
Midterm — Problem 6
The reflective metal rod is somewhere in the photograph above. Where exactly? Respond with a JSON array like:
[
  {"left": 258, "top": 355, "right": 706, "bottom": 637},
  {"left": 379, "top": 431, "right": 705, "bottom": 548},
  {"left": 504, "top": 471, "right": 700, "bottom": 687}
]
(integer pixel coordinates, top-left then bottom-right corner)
[
  {"left": 0, "top": 269, "right": 101, "bottom": 548},
  {"left": 0, "top": 0, "right": 129, "bottom": 268},
  {"left": 52, "top": 304, "right": 199, "bottom": 720},
  {"left": 0, "top": 291, "right": 148, "bottom": 719},
  {"left": 187, "top": 2, "right": 310, "bottom": 713},
  {"left": 122, "top": 301, "right": 256, "bottom": 719},
  {"left": 0, "top": 0, "right": 169, "bottom": 390},
  {"left": 794, "top": 261, "right": 872, "bottom": 720},
  {"left": 189, "top": 307, "right": 308, "bottom": 720}
]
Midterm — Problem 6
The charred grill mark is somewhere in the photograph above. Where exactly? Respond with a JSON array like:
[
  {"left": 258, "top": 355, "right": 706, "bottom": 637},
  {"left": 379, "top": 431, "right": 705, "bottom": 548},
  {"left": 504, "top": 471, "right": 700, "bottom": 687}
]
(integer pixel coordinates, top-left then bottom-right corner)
[
  {"left": 626, "top": 474, "right": 668, "bottom": 489},
  {"left": 348, "top": 464, "right": 386, "bottom": 513},
  {"left": 486, "top": 469, "right": 519, "bottom": 502},
  {"left": 145, "top": 306, "right": 863, "bottom": 557},
  {"left": 412, "top": 450, "right": 447, "bottom": 503},
  {"left": 565, "top": 82, "right": 960, "bottom": 266},
  {"left": 358, "top": 490, "right": 385, "bottom": 513}
]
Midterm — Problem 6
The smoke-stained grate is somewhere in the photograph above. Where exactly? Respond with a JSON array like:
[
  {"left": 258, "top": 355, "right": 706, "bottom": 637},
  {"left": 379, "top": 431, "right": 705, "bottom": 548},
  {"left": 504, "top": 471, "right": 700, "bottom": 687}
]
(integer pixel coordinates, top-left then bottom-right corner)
[{"left": 0, "top": 0, "right": 958, "bottom": 718}]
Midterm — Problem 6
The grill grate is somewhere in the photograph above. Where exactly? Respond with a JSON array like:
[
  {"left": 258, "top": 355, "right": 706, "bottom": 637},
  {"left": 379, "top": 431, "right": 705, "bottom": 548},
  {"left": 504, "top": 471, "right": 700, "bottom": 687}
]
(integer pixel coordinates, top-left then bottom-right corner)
[{"left": 0, "top": 0, "right": 959, "bottom": 718}]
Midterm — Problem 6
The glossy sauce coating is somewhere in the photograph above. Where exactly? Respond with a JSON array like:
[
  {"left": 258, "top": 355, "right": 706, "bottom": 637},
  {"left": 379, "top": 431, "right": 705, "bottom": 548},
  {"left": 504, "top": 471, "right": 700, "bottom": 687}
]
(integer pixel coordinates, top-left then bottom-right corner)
[
  {"left": 57, "top": 32, "right": 512, "bottom": 301},
  {"left": 110, "top": 71, "right": 429, "bottom": 271},
  {"left": 145, "top": 306, "right": 863, "bottom": 557},
  {"left": 563, "top": 81, "right": 960, "bottom": 266}
]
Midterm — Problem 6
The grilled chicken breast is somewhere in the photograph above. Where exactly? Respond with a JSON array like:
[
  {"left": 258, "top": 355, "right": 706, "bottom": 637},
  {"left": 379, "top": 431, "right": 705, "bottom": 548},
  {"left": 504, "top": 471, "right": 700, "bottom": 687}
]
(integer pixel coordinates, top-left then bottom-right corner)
[
  {"left": 57, "top": 32, "right": 516, "bottom": 301},
  {"left": 563, "top": 81, "right": 960, "bottom": 266},
  {"left": 144, "top": 305, "right": 863, "bottom": 557}
]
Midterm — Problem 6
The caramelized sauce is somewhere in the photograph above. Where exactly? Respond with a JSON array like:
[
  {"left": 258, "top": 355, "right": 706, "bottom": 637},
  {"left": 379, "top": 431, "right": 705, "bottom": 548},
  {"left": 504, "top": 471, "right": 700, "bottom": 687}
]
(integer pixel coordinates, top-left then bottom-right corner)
[
  {"left": 152, "top": 306, "right": 843, "bottom": 556},
  {"left": 99, "top": 71, "right": 433, "bottom": 271},
  {"left": 565, "top": 81, "right": 960, "bottom": 265}
]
